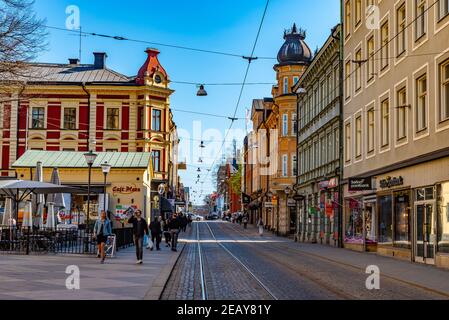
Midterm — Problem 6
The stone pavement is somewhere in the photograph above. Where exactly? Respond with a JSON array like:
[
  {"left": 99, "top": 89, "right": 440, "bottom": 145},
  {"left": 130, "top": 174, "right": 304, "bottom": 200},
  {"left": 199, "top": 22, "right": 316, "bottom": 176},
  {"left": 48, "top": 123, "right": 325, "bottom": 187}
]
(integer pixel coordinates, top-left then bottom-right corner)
[
  {"left": 0, "top": 240, "right": 185, "bottom": 300},
  {"left": 230, "top": 222, "right": 449, "bottom": 297}
]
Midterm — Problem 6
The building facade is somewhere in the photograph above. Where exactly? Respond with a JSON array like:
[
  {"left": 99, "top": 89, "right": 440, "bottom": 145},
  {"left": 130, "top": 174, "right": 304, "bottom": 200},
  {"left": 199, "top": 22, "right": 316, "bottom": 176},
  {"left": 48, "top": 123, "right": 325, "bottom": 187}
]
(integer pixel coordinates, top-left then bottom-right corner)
[
  {"left": 0, "top": 48, "right": 180, "bottom": 219},
  {"left": 268, "top": 24, "right": 312, "bottom": 236},
  {"left": 342, "top": 0, "right": 449, "bottom": 268},
  {"left": 294, "top": 25, "right": 341, "bottom": 246}
]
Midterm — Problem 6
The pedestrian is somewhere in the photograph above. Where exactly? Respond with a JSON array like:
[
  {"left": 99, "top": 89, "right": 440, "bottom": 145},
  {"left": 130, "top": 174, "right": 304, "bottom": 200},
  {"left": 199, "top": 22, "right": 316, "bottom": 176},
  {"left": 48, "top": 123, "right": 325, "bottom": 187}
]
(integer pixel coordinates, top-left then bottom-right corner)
[
  {"left": 243, "top": 214, "right": 248, "bottom": 229},
  {"left": 181, "top": 213, "right": 188, "bottom": 232},
  {"left": 93, "top": 210, "right": 112, "bottom": 264},
  {"left": 162, "top": 217, "right": 171, "bottom": 247},
  {"left": 257, "top": 218, "right": 264, "bottom": 236},
  {"left": 127, "top": 209, "right": 149, "bottom": 264},
  {"left": 149, "top": 216, "right": 162, "bottom": 251},
  {"left": 168, "top": 212, "right": 181, "bottom": 251}
]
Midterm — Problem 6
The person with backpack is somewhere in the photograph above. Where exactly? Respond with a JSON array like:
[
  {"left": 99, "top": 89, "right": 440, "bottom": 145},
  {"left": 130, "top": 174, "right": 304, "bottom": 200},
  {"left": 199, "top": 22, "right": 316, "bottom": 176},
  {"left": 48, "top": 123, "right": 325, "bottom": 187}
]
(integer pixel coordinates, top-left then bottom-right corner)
[
  {"left": 149, "top": 216, "right": 162, "bottom": 251},
  {"left": 127, "top": 209, "right": 149, "bottom": 264}
]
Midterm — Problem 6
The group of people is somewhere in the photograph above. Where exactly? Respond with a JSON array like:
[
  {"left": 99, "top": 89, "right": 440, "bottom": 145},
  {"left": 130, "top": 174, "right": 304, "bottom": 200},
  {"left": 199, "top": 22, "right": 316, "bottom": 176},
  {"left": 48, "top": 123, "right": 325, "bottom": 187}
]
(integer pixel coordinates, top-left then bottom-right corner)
[{"left": 93, "top": 209, "right": 192, "bottom": 265}]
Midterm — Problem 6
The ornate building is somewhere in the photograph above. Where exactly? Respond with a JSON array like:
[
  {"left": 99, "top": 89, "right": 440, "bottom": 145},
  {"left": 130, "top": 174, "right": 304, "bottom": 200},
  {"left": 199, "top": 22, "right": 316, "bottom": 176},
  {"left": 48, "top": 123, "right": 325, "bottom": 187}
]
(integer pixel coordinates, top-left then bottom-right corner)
[
  {"left": 268, "top": 24, "right": 312, "bottom": 236},
  {"left": 0, "top": 48, "right": 181, "bottom": 218}
]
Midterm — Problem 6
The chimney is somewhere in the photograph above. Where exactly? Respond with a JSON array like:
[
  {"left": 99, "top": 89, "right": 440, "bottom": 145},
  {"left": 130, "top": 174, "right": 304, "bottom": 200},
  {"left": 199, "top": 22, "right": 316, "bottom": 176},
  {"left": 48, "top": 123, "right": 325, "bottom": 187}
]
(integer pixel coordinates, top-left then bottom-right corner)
[
  {"left": 93, "top": 52, "right": 107, "bottom": 69},
  {"left": 68, "top": 58, "right": 80, "bottom": 65}
]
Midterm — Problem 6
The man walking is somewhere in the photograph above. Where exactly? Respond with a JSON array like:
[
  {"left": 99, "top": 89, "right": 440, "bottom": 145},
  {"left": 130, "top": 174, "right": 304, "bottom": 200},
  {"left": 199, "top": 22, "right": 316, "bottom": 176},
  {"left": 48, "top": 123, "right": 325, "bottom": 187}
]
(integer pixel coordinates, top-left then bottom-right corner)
[
  {"left": 128, "top": 209, "right": 149, "bottom": 264},
  {"left": 149, "top": 216, "right": 162, "bottom": 251},
  {"left": 168, "top": 212, "right": 181, "bottom": 251}
]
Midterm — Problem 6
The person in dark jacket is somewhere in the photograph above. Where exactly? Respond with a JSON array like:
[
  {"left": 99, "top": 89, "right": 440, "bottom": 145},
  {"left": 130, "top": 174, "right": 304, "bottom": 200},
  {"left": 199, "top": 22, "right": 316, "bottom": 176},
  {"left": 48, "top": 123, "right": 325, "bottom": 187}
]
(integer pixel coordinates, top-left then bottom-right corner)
[
  {"left": 149, "top": 216, "right": 162, "bottom": 251},
  {"left": 127, "top": 209, "right": 149, "bottom": 264},
  {"left": 180, "top": 213, "right": 188, "bottom": 232},
  {"left": 168, "top": 213, "right": 181, "bottom": 251}
]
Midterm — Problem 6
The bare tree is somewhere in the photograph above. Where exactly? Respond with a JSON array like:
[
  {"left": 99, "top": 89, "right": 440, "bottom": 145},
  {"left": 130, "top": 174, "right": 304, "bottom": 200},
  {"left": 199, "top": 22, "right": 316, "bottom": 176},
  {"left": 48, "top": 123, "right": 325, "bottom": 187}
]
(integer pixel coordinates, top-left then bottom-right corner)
[{"left": 0, "top": 0, "right": 47, "bottom": 82}]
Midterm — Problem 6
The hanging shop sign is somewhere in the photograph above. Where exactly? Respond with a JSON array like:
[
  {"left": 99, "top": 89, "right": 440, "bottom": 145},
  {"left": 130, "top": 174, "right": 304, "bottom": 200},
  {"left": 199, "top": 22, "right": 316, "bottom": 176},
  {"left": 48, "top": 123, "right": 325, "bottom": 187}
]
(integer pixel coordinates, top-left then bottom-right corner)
[
  {"left": 242, "top": 193, "right": 251, "bottom": 205},
  {"left": 287, "top": 199, "right": 296, "bottom": 207},
  {"left": 271, "top": 196, "right": 278, "bottom": 205},
  {"left": 328, "top": 178, "right": 339, "bottom": 188},
  {"left": 319, "top": 180, "right": 329, "bottom": 190},
  {"left": 379, "top": 176, "right": 404, "bottom": 189},
  {"left": 348, "top": 177, "right": 372, "bottom": 192},
  {"left": 264, "top": 202, "right": 274, "bottom": 208}
]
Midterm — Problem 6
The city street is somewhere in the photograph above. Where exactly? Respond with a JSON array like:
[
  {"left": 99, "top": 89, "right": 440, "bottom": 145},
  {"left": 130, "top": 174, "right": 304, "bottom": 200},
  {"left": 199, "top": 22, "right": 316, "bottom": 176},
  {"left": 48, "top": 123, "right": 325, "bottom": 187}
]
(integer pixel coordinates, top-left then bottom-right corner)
[{"left": 162, "top": 221, "right": 449, "bottom": 300}]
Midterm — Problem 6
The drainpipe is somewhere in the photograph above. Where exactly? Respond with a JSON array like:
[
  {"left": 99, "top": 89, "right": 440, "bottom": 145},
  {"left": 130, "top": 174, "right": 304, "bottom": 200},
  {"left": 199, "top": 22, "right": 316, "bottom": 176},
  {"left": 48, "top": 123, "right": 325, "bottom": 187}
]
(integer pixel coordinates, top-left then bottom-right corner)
[
  {"left": 81, "top": 83, "right": 90, "bottom": 150},
  {"left": 15, "top": 83, "right": 27, "bottom": 169},
  {"left": 338, "top": 6, "right": 345, "bottom": 248}
]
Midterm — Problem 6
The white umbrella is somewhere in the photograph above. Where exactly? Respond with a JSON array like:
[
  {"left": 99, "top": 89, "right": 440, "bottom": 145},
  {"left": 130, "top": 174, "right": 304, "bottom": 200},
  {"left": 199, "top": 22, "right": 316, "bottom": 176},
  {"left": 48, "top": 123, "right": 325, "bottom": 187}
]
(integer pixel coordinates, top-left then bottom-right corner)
[
  {"left": 22, "top": 200, "right": 33, "bottom": 228},
  {"left": 1, "top": 198, "right": 13, "bottom": 226},
  {"left": 45, "top": 202, "right": 56, "bottom": 229},
  {"left": 47, "top": 167, "right": 65, "bottom": 208},
  {"left": 32, "top": 162, "right": 45, "bottom": 228}
]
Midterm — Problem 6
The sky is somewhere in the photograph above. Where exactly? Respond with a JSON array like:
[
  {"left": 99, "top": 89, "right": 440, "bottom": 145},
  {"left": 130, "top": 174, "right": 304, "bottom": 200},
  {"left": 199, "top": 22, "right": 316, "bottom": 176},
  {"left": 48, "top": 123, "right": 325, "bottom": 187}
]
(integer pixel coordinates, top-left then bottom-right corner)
[{"left": 32, "top": 0, "right": 340, "bottom": 204}]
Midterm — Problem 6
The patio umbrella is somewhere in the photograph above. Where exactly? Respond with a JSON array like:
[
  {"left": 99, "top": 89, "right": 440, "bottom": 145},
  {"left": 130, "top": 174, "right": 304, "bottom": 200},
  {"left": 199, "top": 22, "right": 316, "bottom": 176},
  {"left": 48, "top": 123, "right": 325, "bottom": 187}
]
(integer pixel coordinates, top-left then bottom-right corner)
[
  {"left": 32, "top": 162, "right": 45, "bottom": 227},
  {"left": 46, "top": 167, "right": 65, "bottom": 208},
  {"left": 0, "top": 180, "right": 84, "bottom": 224},
  {"left": 1, "top": 198, "right": 13, "bottom": 226},
  {"left": 22, "top": 200, "right": 33, "bottom": 228},
  {"left": 45, "top": 202, "right": 56, "bottom": 229}
]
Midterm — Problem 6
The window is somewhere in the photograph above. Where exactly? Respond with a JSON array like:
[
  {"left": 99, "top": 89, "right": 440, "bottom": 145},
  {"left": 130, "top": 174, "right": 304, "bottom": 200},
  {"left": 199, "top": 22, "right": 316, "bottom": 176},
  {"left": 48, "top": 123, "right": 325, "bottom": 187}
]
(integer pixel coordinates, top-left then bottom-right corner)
[
  {"left": 282, "top": 154, "right": 288, "bottom": 177},
  {"left": 345, "top": 123, "right": 351, "bottom": 162},
  {"left": 378, "top": 195, "right": 393, "bottom": 244},
  {"left": 355, "top": 0, "right": 362, "bottom": 26},
  {"left": 152, "top": 109, "right": 162, "bottom": 131},
  {"left": 328, "top": 132, "right": 333, "bottom": 161},
  {"left": 63, "top": 148, "right": 76, "bottom": 151},
  {"left": 63, "top": 108, "right": 76, "bottom": 130},
  {"left": 355, "top": 116, "right": 362, "bottom": 157},
  {"left": 282, "top": 114, "right": 288, "bottom": 136},
  {"left": 415, "top": 0, "right": 426, "bottom": 40},
  {"left": 315, "top": 141, "right": 319, "bottom": 169},
  {"left": 355, "top": 49, "right": 362, "bottom": 91},
  {"left": 345, "top": 61, "right": 351, "bottom": 99},
  {"left": 367, "top": 107, "right": 375, "bottom": 153},
  {"left": 367, "top": 36, "right": 375, "bottom": 82},
  {"left": 397, "top": 87, "right": 407, "bottom": 140},
  {"left": 321, "top": 136, "right": 327, "bottom": 166},
  {"left": 292, "top": 154, "right": 297, "bottom": 176},
  {"left": 283, "top": 77, "right": 289, "bottom": 94},
  {"left": 397, "top": 4, "right": 406, "bottom": 57},
  {"left": 381, "top": 98, "right": 390, "bottom": 147},
  {"left": 293, "top": 76, "right": 299, "bottom": 86},
  {"left": 105, "top": 149, "right": 119, "bottom": 152},
  {"left": 439, "top": 60, "right": 449, "bottom": 122},
  {"left": 152, "top": 150, "right": 161, "bottom": 172},
  {"left": 291, "top": 113, "right": 297, "bottom": 135},
  {"left": 416, "top": 75, "right": 427, "bottom": 132},
  {"left": 380, "top": 21, "right": 389, "bottom": 70},
  {"left": 31, "top": 107, "right": 45, "bottom": 129},
  {"left": 138, "top": 107, "right": 144, "bottom": 131},
  {"left": 394, "top": 191, "right": 411, "bottom": 248},
  {"left": 438, "top": 0, "right": 449, "bottom": 20},
  {"left": 106, "top": 108, "right": 119, "bottom": 130},
  {"left": 345, "top": 0, "right": 351, "bottom": 38}
]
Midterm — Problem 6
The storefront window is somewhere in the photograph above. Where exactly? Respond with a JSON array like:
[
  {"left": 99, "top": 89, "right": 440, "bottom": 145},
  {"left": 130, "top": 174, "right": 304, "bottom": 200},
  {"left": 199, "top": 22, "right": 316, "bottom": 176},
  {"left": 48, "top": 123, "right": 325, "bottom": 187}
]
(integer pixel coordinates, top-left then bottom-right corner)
[
  {"left": 364, "top": 202, "right": 376, "bottom": 243},
  {"left": 345, "top": 198, "right": 363, "bottom": 243},
  {"left": 378, "top": 195, "right": 393, "bottom": 244},
  {"left": 394, "top": 191, "right": 410, "bottom": 248},
  {"left": 438, "top": 183, "right": 449, "bottom": 253}
]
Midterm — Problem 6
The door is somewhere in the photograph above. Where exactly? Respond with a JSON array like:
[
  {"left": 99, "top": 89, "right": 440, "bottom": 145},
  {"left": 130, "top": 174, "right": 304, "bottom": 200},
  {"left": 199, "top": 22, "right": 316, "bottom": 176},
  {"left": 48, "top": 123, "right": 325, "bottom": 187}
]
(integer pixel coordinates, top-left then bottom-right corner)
[{"left": 414, "top": 202, "right": 436, "bottom": 264}]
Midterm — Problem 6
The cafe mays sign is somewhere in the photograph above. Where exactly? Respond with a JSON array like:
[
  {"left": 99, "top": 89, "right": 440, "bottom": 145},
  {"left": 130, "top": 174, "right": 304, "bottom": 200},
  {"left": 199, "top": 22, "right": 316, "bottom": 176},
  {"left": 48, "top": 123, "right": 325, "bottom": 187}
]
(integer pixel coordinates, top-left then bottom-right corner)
[
  {"left": 112, "top": 184, "right": 141, "bottom": 195},
  {"left": 379, "top": 176, "right": 404, "bottom": 189}
]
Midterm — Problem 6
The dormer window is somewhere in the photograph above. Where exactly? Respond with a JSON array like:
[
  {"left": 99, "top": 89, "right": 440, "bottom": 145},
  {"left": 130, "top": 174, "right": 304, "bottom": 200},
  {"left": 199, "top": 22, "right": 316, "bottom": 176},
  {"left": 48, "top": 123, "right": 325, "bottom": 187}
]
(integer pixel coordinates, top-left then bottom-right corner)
[{"left": 155, "top": 75, "right": 162, "bottom": 84}]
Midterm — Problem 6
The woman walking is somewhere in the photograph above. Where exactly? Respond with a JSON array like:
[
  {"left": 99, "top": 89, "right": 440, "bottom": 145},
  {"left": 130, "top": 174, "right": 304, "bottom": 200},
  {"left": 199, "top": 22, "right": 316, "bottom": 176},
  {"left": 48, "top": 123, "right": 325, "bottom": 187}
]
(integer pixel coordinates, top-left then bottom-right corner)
[
  {"left": 93, "top": 211, "right": 112, "bottom": 264},
  {"left": 257, "top": 218, "right": 264, "bottom": 237}
]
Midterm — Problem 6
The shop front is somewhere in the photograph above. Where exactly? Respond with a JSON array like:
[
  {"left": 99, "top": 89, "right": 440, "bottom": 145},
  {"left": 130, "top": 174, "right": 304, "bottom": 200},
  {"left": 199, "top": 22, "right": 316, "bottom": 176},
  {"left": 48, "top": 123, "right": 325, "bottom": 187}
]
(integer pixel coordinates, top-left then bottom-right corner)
[{"left": 13, "top": 151, "right": 153, "bottom": 228}]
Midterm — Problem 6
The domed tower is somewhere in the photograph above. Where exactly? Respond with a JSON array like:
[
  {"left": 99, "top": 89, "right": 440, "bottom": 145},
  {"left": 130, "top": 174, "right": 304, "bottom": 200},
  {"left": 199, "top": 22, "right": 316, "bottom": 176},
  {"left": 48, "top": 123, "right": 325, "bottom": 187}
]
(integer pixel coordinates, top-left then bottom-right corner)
[{"left": 273, "top": 23, "right": 312, "bottom": 97}]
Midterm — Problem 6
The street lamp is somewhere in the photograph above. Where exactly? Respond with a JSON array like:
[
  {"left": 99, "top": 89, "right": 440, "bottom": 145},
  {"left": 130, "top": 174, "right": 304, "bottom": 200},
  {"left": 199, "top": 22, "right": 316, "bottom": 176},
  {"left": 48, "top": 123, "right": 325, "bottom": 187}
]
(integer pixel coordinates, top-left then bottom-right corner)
[
  {"left": 101, "top": 161, "right": 112, "bottom": 217},
  {"left": 282, "top": 186, "right": 292, "bottom": 236},
  {"left": 84, "top": 150, "right": 97, "bottom": 228}
]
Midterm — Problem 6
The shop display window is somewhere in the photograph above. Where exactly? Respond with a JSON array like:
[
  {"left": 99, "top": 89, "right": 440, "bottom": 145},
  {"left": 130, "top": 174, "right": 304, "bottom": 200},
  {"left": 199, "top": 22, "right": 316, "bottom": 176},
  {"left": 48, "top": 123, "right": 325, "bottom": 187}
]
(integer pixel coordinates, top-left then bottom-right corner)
[
  {"left": 378, "top": 195, "right": 393, "bottom": 244},
  {"left": 438, "top": 183, "right": 449, "bottom": 253},
  {"left": 345, "top": 198, "right": 363, "bottom": 243},
  {"left": 394, "top": 191, "right": 411, "bottom": 248}
]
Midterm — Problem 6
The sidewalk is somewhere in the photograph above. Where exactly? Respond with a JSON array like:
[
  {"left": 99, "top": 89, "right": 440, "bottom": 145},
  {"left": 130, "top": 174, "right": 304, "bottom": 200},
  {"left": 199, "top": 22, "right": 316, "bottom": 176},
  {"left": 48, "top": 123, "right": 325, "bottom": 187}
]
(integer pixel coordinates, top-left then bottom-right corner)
[
  {"left": 229, "top": 222, "right": 449, "bottom": 297},
  {"left": 0, "top": 238, "right": 185, "bottom": 300}
]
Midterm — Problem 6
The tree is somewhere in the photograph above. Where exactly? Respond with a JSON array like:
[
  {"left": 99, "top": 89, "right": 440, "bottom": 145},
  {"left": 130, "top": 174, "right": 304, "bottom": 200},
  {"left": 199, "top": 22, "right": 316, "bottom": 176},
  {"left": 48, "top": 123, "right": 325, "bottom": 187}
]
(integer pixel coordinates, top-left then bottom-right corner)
[
  {"left": 0, "top": 0, "right": 47, "bottom": 82},
  {"left": 229, "top": 164, "right": 242, "bottom": 195}
]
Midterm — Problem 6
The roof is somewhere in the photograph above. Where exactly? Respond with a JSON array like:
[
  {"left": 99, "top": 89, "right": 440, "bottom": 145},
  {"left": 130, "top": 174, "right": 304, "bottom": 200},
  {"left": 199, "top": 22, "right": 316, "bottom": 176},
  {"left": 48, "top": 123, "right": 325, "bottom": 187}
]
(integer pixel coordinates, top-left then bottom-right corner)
[
  {"left": 12, "top": 151, "right": 151, "bottom": 169},
  {"left": 5, "top": 63, "right": 132, "bottom": 84}
]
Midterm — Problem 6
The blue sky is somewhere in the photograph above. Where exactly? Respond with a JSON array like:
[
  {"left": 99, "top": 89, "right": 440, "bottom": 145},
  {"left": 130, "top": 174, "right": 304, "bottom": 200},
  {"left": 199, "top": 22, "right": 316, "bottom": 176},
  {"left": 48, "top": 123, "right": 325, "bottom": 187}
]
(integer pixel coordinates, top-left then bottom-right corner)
[{"left": 33, "top": 0, "right": 339, "bottom": 204}]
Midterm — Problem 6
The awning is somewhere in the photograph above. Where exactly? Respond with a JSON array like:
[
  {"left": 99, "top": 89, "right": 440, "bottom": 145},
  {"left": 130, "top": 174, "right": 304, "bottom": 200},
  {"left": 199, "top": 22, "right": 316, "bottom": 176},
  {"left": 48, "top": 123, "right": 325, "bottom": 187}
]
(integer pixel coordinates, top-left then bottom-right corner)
[{"left": 160, "top": 197, "right": 174, "bottom": 213}]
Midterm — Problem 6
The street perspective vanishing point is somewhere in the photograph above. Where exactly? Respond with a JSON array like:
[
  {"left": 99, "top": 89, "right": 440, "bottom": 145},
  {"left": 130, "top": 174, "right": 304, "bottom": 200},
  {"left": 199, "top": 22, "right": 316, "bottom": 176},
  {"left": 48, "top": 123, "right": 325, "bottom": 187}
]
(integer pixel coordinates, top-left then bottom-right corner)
[{"left": 1, "top": 0, "right": 449, "bottom": 317}]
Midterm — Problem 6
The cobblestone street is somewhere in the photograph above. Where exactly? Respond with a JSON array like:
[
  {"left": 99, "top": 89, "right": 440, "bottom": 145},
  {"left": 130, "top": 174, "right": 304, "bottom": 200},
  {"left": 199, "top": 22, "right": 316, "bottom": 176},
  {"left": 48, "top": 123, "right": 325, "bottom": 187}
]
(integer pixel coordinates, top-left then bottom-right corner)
[{"left": 161, "top": 221, "right": 449, "bottom": 300}]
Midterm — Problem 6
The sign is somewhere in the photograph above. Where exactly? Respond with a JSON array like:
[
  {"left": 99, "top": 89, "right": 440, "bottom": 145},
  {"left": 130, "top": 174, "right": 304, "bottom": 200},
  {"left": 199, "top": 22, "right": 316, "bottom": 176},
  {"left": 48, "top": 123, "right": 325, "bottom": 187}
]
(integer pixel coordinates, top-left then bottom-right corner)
[
  {"left": 319, "top": 180, "right": 329, "bottom": 190},
  {"left": 287, "top": 199, "right": 296, "bottom": 207},
  {"left": 379, "top": 176, "right": 403, "bottom": 189},
  {"left": 271, "top": 196, "right": 278, "bottom": 205},
  {"left": 293, "top": 194, "right": 304, "bottom": 201},
  {"left": 328, "top": 178, "right": 339, "bottom": 188},
  {"left": 114, "top": 205, "right": 137, "bottom": 222},
  {"left": 112, "top": 184, "right": 141, "bottom": 195},
  {"left": 264, "top": 202, "right": 274, "bottom": 208},
  {"left": 242, "top": 193, "right": 251, "bottom": 205},
  {"left": 348, "top": 177, "right": 372, "bottom": 192}
]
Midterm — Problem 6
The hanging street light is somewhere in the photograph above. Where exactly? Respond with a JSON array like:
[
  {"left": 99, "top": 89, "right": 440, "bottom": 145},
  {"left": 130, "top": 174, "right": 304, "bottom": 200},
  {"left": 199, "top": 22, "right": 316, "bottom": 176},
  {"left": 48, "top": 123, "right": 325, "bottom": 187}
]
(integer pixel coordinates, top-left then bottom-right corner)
[
  {"left": 197, "top": 84, "right": 208, "bottom": 96},
  {"left": 101, "top": 161, "right": 112, "bottom": 218},
  {"left": 200, "top": 141, "right": 206, "bottom": 148}
]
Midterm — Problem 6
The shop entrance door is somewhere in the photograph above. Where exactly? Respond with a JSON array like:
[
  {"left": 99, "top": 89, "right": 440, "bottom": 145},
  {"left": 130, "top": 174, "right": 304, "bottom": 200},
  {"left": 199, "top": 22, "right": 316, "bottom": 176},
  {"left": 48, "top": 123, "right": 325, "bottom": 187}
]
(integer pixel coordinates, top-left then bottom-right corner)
[{"left": 414, "top": 202, "right": 436, "bottom": 264}]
